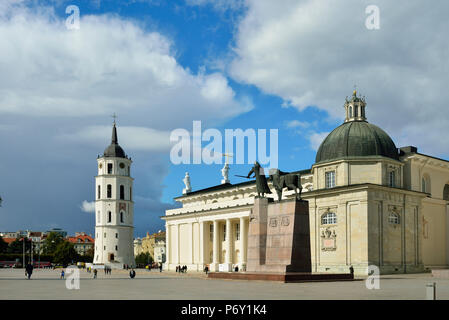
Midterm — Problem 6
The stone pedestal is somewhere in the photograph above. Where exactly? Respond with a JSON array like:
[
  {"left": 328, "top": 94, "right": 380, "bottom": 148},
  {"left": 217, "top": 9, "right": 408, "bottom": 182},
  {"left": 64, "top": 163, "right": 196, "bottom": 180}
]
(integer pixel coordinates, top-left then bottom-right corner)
[
  {"left": 247, "top": 197, "right": 269, "bottom": 271},
  {"left": 247, "top": 198, "right": 311, "bottom": 273}
]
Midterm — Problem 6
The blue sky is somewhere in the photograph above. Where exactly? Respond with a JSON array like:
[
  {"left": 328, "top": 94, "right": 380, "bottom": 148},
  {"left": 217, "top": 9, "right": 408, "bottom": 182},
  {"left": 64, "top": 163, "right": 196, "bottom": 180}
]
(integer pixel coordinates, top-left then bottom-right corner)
[{"left": 1, "top": 0, "right": 449, "bottom": 237}]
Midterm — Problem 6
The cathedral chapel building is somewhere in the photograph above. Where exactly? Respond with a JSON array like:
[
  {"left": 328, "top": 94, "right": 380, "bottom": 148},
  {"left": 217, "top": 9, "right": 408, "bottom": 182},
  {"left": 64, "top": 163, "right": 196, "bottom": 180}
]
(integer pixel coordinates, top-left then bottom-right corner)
[{"left": 163, "top": 91, "right": 449, "bottom": 275}]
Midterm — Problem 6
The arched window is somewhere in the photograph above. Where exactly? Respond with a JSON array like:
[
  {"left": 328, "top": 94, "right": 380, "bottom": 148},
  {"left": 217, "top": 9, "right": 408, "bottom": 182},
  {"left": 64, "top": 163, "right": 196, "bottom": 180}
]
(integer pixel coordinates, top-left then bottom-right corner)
[
  {"left": 443, "top": 184, "right": 449, "bottom": 201},
  {"left": 321, "top": 212, "right": 337, "bottom": 225},
  {"left": 120, "top": 212, "right": 124, "bottom": 223},
  {"left": 349, "top": 106, "right": 353, "bottom": 118},
  {"left": 97, "top": 185, "right": 101, "bottom": 199},
  {"left": 107, "top": 163, "right": 113, "bottom": 174},
  {"left": 354, "top": 105, "right": 358, "bottom": 117},
  {"left": 108, "top": 211, "right": 112, "bottom": 223},
  {"left": 120, "top": 185, "right": 125, "bottom": 200},
  {"left": 107, "top": 184, "right": 112, "bottom": 198},
  {"left": 388, "top": 212, "right": 400, "bottom": 224}
]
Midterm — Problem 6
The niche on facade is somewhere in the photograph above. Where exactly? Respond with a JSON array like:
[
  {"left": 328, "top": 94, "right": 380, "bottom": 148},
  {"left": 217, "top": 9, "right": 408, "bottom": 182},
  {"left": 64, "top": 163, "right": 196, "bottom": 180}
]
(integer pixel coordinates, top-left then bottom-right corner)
[{"left": 321, "top": 227, "right": 337, "bottom": 251}]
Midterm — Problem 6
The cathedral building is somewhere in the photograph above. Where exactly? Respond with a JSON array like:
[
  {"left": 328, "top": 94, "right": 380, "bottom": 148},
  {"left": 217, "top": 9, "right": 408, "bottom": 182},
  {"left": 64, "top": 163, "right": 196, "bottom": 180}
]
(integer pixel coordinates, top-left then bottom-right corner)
[
  {"left": 93, "top": 121, "right": 135, "bottom": 268},
  {"left": 162, "top": 91, "right": 449, "bottom": 275}
]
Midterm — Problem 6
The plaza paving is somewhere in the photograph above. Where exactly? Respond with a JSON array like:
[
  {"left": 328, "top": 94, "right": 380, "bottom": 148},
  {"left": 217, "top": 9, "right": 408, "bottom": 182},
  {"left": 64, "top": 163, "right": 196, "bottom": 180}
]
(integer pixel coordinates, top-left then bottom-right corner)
[{"left": 0, "top": 268, "right": 448, "bottom": 300}]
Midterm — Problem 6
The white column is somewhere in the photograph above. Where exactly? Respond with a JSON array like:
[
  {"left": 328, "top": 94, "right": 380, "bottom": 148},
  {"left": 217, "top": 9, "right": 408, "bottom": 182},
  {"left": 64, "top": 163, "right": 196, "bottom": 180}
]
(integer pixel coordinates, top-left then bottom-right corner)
[
  {"left": 199, "top": 221, "right": 205, "bottom": 268},
  {"left": 239, "top": 217, "right": 247, "bottom": 270},
  {"left": 190, "top": 222, "right": 194, "bottom": 265},
  {"left": 165, "top": 223, "right": 171, "bottom": 269},
  {"left": 176, "top": 224, "right": 180, "bottom": 265},
  {"left": 212, "top": 220, "right": 219, "bottom": 271},
  {"left": 225, "top": 218, "right": 232, "bottom": 271}
]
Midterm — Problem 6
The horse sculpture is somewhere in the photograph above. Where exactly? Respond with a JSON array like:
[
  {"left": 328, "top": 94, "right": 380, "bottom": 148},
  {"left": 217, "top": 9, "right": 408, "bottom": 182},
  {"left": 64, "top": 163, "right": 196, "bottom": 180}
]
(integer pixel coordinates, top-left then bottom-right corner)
[{"left": 269, "top": 169, "right": 302, "bottom": 201}]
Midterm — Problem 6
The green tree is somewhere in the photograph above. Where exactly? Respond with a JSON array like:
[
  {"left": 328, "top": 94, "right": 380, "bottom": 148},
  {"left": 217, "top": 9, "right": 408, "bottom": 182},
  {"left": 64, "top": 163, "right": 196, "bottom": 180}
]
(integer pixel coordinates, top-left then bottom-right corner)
[
  {"left": 53, "top": 241, "right": 78, "bottom": 266},
  {"left": 42, "top": 232, "right": 64, "bottom": 255},
  {"left": 7, "top": 238, "right": 31, "bottom": 254},
  {"left": 0, "top": 236, "right": 8, "bottom": 253},
  {"left": 135, "top": 252, "right": 153, "bottom": 266}
]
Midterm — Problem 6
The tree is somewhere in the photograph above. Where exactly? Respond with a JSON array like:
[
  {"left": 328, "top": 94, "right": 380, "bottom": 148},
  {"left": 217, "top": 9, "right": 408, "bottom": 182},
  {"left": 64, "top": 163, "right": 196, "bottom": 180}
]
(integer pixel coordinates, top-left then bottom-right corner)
[
  {"left": 42, "top": 232, "right": 64, "bottom": 255},
  {"left": 7, "top": 237, "right": 31, "bottom": 254},
  {"left": 135, "top": 252, "right": 152, "bottom": 266},
  {"left": 0, "top": 236, "right": 8, "bottom": 253},
  {"left": 53, "top": 241, "right": 78, "bottom": 266}
]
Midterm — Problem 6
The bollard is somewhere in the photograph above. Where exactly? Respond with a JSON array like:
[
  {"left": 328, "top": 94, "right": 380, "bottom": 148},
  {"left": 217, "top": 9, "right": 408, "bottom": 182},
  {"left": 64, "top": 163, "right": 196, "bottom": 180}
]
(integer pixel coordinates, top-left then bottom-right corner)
[{"left": 426, "top": 282, "right": 436, "bottom": 300}]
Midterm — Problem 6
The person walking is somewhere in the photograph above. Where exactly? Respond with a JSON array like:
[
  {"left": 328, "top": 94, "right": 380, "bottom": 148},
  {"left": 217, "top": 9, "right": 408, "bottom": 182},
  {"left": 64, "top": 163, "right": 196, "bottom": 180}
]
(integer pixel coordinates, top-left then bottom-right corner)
[
  {"left": 159, "top": 263, "right": 162, "bottom": 273},
  {"left": 129, "top": 268, "right": 136, "bottom": 279},
  {"left": 204, "top": 266, "right": 209, "bottom": 275},
  {"left": 93, "top": 268, "right": 97, "bottom": 279},
  {"left": 60, "top": 269, "right": 65, "bottom": 279},
  {"left": 25, "top": 263, "right": 33, "bottom": 280}
]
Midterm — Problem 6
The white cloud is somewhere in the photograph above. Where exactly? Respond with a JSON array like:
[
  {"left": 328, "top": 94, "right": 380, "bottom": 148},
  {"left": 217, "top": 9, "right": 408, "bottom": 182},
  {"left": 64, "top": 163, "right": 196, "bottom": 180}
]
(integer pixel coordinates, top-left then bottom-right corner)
[
  {"left": 80, "top": 200, "right": 95, "bottom": 213},
  {"left": 309, "top": 132, "right": 329, "bottom": 152},
  {"left": 230, "top": 0, "right": 449, "bottom": 157},
  {"left": 285, "top": 120, "right": 310, "bottom": 129},
  {"left": 0, "top": 3, "right": 251, "bottom": 129}
]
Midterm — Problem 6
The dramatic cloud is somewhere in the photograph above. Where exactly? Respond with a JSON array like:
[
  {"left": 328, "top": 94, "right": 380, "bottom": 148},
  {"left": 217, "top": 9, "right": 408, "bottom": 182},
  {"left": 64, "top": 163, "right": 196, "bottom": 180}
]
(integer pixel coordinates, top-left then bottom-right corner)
[
  {"left": 0, "top": 1, "right": 251, "bottom": 236},
  {"left": 230, "top": 0, "right": 449, "bottom": 157},
  {"left": 0, "top": 2, "right": 251, "bottom": 126}
]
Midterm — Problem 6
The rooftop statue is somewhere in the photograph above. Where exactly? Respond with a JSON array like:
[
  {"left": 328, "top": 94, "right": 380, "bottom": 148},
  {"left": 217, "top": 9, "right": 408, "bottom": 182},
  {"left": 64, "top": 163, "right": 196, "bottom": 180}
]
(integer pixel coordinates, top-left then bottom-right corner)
[{"left": 183, "top": 172, "right": 191, "bottom": 195}]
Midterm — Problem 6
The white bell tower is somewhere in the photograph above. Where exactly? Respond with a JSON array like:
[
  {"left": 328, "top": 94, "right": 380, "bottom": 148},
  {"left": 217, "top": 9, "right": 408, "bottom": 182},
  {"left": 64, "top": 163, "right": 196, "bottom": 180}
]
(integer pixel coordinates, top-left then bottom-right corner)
[{"left": 93, "top": 119, "right": 135, "bottom": 268}]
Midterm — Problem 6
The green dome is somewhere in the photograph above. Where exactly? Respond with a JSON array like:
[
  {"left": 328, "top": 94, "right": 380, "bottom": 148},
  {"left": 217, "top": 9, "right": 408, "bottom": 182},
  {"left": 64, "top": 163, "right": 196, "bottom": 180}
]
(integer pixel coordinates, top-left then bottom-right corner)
[{"left": 315, "top": 120, "right": 399, "bottom": 164}]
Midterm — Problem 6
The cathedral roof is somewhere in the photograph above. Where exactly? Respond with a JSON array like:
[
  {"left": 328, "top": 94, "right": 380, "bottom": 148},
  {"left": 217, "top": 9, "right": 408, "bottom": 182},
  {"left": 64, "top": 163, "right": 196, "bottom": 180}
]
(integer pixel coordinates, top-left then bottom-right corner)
[
  {"left": 103, "top": 123, "right": 127, "bottom": 158},
  {"left": 315, "top": 91, "right": 399, "bottom": 164},
  {"left": 315, "top": 120, "right": 399, "bottom": 164}
]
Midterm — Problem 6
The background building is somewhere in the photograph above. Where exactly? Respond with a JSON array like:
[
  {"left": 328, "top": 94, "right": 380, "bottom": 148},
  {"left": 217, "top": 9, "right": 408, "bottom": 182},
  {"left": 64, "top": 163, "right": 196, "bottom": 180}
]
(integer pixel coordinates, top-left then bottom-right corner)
[{"left": 67, "top": 232, "right": 94, "bottom": 256}]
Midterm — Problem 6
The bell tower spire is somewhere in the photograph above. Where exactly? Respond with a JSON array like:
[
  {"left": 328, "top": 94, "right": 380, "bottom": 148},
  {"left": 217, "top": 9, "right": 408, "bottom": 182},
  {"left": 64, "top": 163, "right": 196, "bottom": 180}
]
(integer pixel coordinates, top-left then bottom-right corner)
[{"left": 344, "top": 88, "right": 367, "bottom": 122}]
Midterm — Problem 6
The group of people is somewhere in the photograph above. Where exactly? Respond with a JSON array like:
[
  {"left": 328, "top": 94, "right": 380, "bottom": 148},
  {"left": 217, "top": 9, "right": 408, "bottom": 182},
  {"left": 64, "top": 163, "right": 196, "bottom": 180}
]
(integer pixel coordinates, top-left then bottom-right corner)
[
  {"left": 176, "top": 265, "right": 187, "bottom": 273},
  {"left": 104, "top": 266, "right": 112, "bottom": 274}
]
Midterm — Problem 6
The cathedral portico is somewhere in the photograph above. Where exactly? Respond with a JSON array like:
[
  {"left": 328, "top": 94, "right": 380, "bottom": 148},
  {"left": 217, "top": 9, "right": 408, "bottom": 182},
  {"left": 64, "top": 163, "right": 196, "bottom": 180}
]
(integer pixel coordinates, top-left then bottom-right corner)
[{"left": 163, "top": 210, "right": 250, "bottom": 272}]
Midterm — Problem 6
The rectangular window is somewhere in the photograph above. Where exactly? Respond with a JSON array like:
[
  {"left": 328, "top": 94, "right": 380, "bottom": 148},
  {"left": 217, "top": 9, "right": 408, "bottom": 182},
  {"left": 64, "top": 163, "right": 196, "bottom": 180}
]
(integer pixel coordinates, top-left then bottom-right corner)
[
  {"left": 389, "top": 171, "right": 396, "bottom": 187},
  {"left": 115, "top": 245, "right": 118, "bottom": 251},
  {"left": 223, "top": 225, "right": 226, "bottom": 241},
  {"left": 115, "top": 233, "right": 118, "bottom": 238},
  {"left": 108, "top": 211, "right": 111, "bottom": 223},
  {"left": 120, "top": 185, "right": 125, "bottom": 200},
  {"left": 97, "top": 185, "right": 101, "bottom": 199},
  {"left": 325, "top": 171, "right": 336, "bottom": 189},
  {"left": 235, "top": 223, "right": 240, "bottom": 240},
  {"left": 107, "top": 163, "right": 113, "bottom": 174},
  {"left": 107, "top": 185, "right": 112, "bottom": 198}
]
